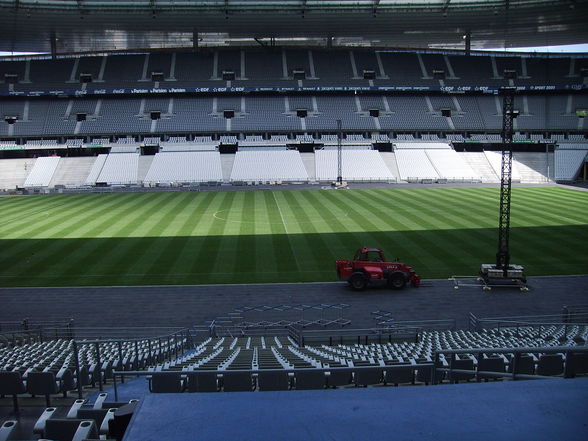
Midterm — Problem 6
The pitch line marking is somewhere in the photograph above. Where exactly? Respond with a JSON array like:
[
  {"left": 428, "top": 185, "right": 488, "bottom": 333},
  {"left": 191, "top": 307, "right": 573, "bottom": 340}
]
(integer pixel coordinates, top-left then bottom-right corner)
[
  {"left": 272, "top": 191, "right": 289, "bottom": 235},
  {"left": 211, "top": 209, "right": 349, "bottom": 225}
]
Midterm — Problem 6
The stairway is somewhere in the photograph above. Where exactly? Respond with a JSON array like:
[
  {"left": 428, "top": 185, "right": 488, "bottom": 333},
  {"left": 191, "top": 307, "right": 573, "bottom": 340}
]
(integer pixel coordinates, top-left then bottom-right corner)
[
  {"left": 459, "top": 152, "right": 499, "bottom": 183},
  {"left": 300, "top": 152, "right": 316, "bottom": 180},
  {"left": 137, "top": 155, "right": 154, "bottom": 182},
  {"left": 513, "top": 152, "right": 552, "bottom": 183},
  {"left": 380, "top": 152, "right": 400, "bottom": 181},
  {"left": 220, "top": 154, "right": 236, "bottom": 181},
  {"left": 49, "top": 157, "right": 96, "bottom": 187}
]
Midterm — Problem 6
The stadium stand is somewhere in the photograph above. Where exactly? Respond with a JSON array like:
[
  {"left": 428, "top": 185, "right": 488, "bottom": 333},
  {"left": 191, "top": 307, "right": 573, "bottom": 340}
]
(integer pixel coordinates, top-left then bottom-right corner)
[
  {"left": 0, "top": 158, "right": 35, "bottom": 190},
  {"left": 230, "top": 149, "right": 308, "bottom": 183},
  {"left": 554, "top": 145, "right": 588, "bottom": 182},
  {"left": 315, "top": 148, "right": 394, "bottom": 182},
  {"left": 84, "top": 154, "right": 107, "bottom": 186},
  {"left": 1, "top": 93, "right": 587, "bottom": 136},
  {"left": 95, "top": 153, "right": 139, "bottom": 185},
  {"left": 425, "top": 149, "right": 479, "bottom": 182},
  {"left": 484, "top": 150, "right": 522, "bottom": 182},
  {"left": 394, "top": 149, "right": 439, "bottom": 182},
  {"left": 23, "top": 156, "right": 60, "bottom": 187},
  {"left": 144, "top": 151, "right": 223, "bottom": 184},
  {"left": 49, "top": 157, "right": 96, "bottom": 187}
]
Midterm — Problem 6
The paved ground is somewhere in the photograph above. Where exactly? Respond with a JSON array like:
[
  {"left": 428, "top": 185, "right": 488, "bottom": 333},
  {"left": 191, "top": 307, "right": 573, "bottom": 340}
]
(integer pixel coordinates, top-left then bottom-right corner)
[{"left": 0, "top": 275, "right": 586, "bottom": 331}]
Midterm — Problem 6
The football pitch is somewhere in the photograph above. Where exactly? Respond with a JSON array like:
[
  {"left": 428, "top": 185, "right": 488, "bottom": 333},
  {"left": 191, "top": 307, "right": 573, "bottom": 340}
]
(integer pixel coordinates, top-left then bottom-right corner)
[{"left": 0, "top": 186, "right": 586, "bottom": 287}]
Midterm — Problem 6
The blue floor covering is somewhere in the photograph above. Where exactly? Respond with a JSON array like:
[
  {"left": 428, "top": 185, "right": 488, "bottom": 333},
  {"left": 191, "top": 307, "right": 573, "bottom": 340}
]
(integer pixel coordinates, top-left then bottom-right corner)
[{"left": 123, "top": 378, "right": 588, "bottom": 441}]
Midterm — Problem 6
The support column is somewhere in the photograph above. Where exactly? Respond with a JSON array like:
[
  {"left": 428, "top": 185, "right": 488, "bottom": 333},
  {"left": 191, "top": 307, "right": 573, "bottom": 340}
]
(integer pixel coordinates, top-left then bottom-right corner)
[
  {"left": 464, "top": 30, "right": 471, "bottom": 56},
  {"left": 50, "top": 30, "right": 57, "bottom": 60},
  {"left": 192, "top": 29, "right": 199, "bottom": 51}
]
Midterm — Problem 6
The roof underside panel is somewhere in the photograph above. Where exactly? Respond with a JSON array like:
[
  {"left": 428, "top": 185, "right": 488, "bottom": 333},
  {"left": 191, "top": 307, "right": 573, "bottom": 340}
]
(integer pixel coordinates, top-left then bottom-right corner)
[{"left": 0, "top": 0, "right": 587, "bottom": 53}]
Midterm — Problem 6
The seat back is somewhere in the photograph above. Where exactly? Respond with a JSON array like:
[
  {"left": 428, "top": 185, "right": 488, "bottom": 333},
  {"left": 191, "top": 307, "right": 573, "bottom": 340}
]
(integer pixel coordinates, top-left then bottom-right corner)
[
  {"left": 26, "top": 371, "right": 59, "bottom": 395},
  {"left": 477, "top": 356, "right": 505, "bottom": 379},
  {"left": 537, "top": 354, "right": 564, "bottom": 376},
  {"left": 222, "top": 372, "right": 253, "bottom": 392},
  {"left": 0, "top": 371, "right": 26, "bottom": 395},
  {"left": 508, "top": 354, "right": 535, "bottom": 375},
  {"left": 354, "top": 368, "right": 384, "bottom": 386},
  {"left": 186, "top": 372, "right": 218, "bottom": 392},
  {"left": 44, "top": 419, "right": 98, "bottom": 441},
  {"left": 150, "top": 373, "right": 183, "bottom": 393},
  {"left": 257, "top": 371, "right": 290, "bottom": 391},
  {"left": 448, "top": 358, "right": 475, "bottom": 382},
  {"left": 385, "top": 364, "right": 414, "bottom": 385},
  {"left": 327, "top": 369, "right": 351, "bottom": 387},
  {"left": 571, "top": 352, "right": 588, "bottom": 376},
  {"left": 295, "top": 370, "right": 326, "bottom": 390},
  {"left": 76, "top": 408, "right": 109, "bottom": 425}
]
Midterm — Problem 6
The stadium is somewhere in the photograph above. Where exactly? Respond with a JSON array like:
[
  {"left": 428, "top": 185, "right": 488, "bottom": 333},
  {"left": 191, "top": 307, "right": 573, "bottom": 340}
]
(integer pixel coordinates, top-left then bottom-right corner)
[{"left": 0, "top": 1, "right": 587, "bottom": 440}]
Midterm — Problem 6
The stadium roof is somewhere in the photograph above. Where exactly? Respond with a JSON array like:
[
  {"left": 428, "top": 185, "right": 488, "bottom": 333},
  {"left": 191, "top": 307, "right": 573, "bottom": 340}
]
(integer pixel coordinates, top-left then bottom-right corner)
[{"left": 1, "top": 0, "right": 587, "bottom": 54}]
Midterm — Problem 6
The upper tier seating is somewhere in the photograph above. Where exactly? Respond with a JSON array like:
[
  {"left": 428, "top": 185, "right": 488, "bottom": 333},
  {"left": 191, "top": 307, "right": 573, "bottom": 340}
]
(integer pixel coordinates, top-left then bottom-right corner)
[
  {"left": 230, "top": 149, "right": 308, "bottom": 182},
  {"left": 144, "top": 151, "right": 223, "bottom": 184},
  {"left": 1, "top": 94, "right": 587, "bottom": 136},
  {"left": 1, "top": 50, "right": 585, "bottom": 93}
]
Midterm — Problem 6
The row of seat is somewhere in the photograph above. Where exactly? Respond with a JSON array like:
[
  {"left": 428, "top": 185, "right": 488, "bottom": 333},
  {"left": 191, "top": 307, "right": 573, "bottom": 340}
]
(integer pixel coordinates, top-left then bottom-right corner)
[
  {"left": 0, "top": 336, "right": 186, "bottom": 409},
  {"left": 0, "top": 393, "right": 137, "bottom": 441},
  {"left": 148, "top": 365, "right": 424, "bottom": 393},
  {"left": 146, "top": 349, "right": 588, "bottom": 393}
]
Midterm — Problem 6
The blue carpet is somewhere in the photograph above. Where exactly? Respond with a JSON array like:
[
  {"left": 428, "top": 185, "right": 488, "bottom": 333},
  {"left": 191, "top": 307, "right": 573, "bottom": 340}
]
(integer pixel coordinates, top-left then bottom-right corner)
[
  {"left": 123, "top": 378, "right": 588, "bottom": 441},
  {"left": 87, "top": 377, "right": 149, "bottom": 403}
]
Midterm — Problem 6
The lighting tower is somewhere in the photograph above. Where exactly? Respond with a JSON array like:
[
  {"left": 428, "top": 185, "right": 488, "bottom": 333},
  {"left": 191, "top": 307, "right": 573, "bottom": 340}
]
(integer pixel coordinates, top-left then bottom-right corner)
[
  {"left": 480, "top": 87, "right": 527, "bottom": 289},
  {"left": 337, "top": 119, "right": 342, "bottom": 185}
]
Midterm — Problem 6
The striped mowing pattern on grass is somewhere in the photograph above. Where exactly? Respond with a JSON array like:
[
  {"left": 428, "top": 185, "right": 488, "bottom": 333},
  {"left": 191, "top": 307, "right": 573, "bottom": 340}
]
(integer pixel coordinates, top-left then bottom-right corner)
[{"left": 0, "top": 187, "right": 586, "bottom": 287}]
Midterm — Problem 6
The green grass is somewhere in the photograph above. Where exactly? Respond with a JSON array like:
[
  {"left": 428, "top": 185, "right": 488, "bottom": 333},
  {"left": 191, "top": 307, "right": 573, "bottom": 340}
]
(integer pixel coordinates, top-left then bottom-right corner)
[{"left": 0, "top": 186, "right": 587, "bottom": 287}]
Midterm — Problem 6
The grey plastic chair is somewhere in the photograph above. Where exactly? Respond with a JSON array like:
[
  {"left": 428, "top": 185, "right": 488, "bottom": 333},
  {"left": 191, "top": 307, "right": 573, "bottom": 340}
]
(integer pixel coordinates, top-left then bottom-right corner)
[
  {"left": 149, "top": 372, "right": 184, "bottom": 393},
  {"left": 222, "top": 372, "right": 253, "bottom": 392},
  {"left": 477, "top": 356, "right": 505, "bottom": 381},
  {"left": 448, "top": 358, "right": 475, "bottom": 383},
  {"left": 26, "top": 371, "right": 62, "bottom": 407},
  {"left": 257, "top": 371, "right": 290, "bottom": 391},
  {"left": 537, "top": 354, "right": 564, "bottom": 376},
  {"left": 186, "top": 372, "right": 218, "bottom": 392},
  {"left": 570, "top": 352, "right": 588, "bottom": 377},
  {"left": 385, "top": 364, "right": 414, "bottom": 386},
  {"left": 43, "top": 419, "right": 98, "bottom": 441},
  {"left": 295, "top": 370, "right": 326, "bottom": 390},
  {"left": 354, "top": 368, "right": 384, "bottom": 387},
  {"left": 0, "top": 371, "right": 26, "bottom": 412},
  {"left": 508, "top": 354, "right": 535, "bottom": 375},
  {"left": 327, "top": 369, "right": 352, "bottom": 388}
]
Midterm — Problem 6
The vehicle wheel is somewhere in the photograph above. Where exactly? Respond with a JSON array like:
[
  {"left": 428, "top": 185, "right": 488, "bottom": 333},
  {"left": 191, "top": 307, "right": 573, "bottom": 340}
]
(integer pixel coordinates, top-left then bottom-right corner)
[
  {"left": 349, "top": 273, "right": 368, "bottom": 291},
  {"left": 388, "top": 272, "right": 407, "bottom": 290}
]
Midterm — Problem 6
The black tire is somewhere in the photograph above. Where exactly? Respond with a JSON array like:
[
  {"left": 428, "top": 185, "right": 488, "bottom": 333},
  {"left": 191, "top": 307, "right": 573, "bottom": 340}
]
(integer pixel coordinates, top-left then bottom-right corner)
[
  {"left": 388, "top": 272, "right": 407, "bottom": 290},
  {"left": 349, "top": 273, "right": 368, "bottom": 291}
]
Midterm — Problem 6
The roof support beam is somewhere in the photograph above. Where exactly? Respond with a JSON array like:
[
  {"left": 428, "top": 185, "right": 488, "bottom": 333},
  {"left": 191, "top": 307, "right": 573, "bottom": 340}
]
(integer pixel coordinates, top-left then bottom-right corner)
[
  {"left": 373, "top": 0, "right": 381, "bottom": 16},
  {"left": 442, "top": 0, "right": 451, "bottom": 14}
]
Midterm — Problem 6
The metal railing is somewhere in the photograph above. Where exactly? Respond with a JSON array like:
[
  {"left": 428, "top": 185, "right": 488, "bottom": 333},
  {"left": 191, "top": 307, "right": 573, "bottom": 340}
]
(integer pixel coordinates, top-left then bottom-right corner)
[
  {"left": 469, "top": 312, "right": 588, "bottom": 331},
  {"left": 290, "top": 326, "right": 419, "bottom": 347},
  {"left": 70, "top": 327, "right": 192, "bottom": 398}
]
